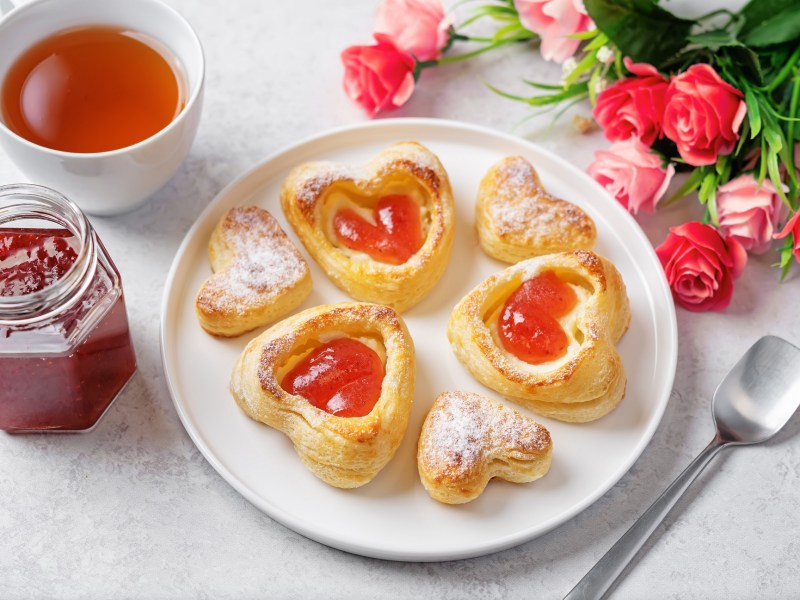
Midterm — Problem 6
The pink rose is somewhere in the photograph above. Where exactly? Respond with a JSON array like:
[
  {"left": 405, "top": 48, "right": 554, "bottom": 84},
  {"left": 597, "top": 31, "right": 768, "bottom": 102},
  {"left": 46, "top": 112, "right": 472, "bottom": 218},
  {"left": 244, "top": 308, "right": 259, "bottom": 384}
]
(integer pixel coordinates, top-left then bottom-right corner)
[
  {"left": 374, "top": 0, "right": 451, "bottom": 62},
  {"left": 656, "top": 222, "right": 747, "bottom": 312},
  {"left": 587, "top": 138, "right": 675, "bottom": 214},
  {"left": 774, "top": 210, "right": 800, "bottom": 263},
  {"left": 514, "top": 0, "right": 593, "bottom": 63},
  {"left": 662, "top": 64, "right": 747, "bottom": 167},
  {"left": 341, "top": 34, "right": 416, "bottom": 116},
  {"left": 593, "top": 59, "right": 669, "bottom": 145},
  {"left": 716, "top": 175, "right": 786, "bottom": 254}
]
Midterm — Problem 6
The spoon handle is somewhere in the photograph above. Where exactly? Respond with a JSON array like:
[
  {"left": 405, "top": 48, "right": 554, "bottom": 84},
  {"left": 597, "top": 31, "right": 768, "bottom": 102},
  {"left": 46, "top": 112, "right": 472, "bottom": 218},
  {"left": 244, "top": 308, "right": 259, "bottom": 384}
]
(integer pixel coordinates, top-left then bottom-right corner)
[{"left": 563, "top": 436, "right": 727, "bottom": 600}]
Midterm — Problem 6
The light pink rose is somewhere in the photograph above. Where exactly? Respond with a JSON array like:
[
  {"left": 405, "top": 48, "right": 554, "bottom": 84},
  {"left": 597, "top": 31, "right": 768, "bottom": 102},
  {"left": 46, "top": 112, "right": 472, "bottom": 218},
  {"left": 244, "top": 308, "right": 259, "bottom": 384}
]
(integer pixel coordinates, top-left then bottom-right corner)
[
  {"left": 587, "top": 139, "right": 675, "bottom": 214},
  {"left": 375, "top": 0, "right": 451, "bottom": 62},
  {"left": 656, "top": 222, "right": 747, "bottom": 312},
  {"left": 593, "top": 59, "right": 669, "bottom": 146},
  {"left": 716, "top": 175, "right": 786, "bottom": 254},
  {"left": 662, "top": 64, "right": 747, "bottom": 167},
  {"left": 774, "top": 209, "right": 800, "bottom": 263},
  {"left": 514, "top": 0, "right": 593, "bottom": 63},
  {"left": 341, "top": 34, "right": 416, "bottom": 116}
]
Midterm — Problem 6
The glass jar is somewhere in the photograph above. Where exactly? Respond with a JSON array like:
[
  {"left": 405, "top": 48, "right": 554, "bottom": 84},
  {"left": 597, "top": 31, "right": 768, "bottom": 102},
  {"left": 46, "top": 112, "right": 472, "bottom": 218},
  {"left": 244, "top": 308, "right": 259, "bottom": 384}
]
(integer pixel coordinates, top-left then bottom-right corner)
[{"left": 0, "top": 184, "right": 137, "bottom": 431}]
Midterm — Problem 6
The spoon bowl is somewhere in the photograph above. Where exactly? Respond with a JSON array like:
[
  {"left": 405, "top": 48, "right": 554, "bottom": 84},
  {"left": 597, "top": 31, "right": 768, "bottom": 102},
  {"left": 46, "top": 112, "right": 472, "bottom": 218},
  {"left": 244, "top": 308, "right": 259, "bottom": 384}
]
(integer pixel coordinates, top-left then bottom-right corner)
[{"left": 714, "top": 336, "right": 800, "bottom": 445}]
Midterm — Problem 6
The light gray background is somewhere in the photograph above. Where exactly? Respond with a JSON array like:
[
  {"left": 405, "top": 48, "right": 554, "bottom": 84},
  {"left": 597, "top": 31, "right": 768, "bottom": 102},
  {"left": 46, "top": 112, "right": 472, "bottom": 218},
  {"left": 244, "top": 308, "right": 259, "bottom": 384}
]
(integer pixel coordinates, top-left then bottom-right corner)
[{"left": 2, "top": 0, "right": 798, "bottom": 598}]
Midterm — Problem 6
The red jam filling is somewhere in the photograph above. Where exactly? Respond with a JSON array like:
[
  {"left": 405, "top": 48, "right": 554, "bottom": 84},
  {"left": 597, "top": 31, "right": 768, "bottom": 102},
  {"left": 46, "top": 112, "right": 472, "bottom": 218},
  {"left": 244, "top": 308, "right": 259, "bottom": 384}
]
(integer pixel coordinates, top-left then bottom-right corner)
[
  {"left": 498, "top": 271, "right": 578, "bottom": 364},
  {"left": 0, "top": 227, "right": 136, "bottom": 431},
  {"left": 280, "top": 337, "right": 385, "bottom": 418},
  {"left": 333, "top": 194, "right": 423, "bottom": 265},
  {"left": 0, "top": 228, "right": 78, "bottom": 296}
]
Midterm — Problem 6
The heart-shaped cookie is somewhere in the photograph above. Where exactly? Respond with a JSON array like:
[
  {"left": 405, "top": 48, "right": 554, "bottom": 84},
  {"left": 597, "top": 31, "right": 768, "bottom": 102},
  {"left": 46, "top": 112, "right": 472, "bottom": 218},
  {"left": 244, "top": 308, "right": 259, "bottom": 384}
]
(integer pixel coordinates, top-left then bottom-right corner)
[
  {"left": 195, "top": 206, "right": 312, "bottom": 337},
  {"left": 447, "top": 251, "right": 630, "bottom": 423},
  {"left": 417, "top": 391, "right": 552, "bottom": 504},
  {"left": 230, "top": 302, "right": 415, "bottom": 488},
  {"left": 477, "top": 156, "right": 596, "bottom": 263},
  {"left": 280, "top": 142, "right": 455, "bottom": 312}
]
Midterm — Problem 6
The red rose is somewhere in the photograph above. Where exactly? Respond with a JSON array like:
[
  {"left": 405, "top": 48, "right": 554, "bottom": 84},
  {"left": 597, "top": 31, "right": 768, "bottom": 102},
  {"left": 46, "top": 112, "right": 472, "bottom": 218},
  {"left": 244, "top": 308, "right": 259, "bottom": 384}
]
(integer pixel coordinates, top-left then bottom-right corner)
[
  {"left": 774, "top": 209, "right": 800, "bottom": 263},
  {"left": 341, "top": 34, "right": 416, "bottom": 116},
  {"left": 662, "top": 64, "right": 746, "bottom": 166},
  {"left": 593, "top": 58, "right": 669, "bottom": 145},
  {"left": 656, "top": 222, "right": 747, "bottom": 312}
]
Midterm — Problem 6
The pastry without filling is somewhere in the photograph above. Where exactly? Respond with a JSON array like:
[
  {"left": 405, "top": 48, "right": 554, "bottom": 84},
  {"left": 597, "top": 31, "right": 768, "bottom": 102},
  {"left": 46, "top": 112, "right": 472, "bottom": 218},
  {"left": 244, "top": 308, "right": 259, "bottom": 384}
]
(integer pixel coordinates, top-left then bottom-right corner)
[
  {"left": 476, "top": 156, "right": 596, "bottom": 263},
  {"left": 417, "top": 391, "right": 552, "bottom": 504}
]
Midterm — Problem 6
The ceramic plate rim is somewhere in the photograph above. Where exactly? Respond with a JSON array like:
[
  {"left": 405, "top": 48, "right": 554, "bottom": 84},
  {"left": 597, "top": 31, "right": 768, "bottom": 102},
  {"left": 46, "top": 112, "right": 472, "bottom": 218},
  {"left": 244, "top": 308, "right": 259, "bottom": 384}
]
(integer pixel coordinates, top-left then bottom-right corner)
[{"left": 160, "top": 118, "right": 678, "bottom": 562}]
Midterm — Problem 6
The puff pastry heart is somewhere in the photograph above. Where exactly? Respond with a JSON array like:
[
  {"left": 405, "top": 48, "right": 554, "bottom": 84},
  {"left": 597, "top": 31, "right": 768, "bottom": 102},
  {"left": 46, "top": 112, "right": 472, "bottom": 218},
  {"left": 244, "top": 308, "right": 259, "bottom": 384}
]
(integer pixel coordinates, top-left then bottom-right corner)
[
  {"left": 280, "top": 142, "right": 455, "bottom": 312},
  {"left": 447, "top": 251, "right": 630, "bottom": 423},
  {"left": 230, "top": 302, "right": 415, "bottom": 488},
  {"left": 477, "top": 156, "right": 596, "bottom": 263},
  {"left": 417, "top": 391, "right": 552, "bottom": 504},
  {"left": 195, "top": 206, "right": 311, "bottom": 337}
]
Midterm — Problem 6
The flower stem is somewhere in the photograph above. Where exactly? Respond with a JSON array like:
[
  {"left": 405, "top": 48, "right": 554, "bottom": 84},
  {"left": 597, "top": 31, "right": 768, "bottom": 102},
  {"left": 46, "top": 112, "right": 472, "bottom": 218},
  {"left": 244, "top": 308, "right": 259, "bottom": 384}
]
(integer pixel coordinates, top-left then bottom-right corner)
[
  {"left": 766, "top": 45, "right": 800, "bottom": 93},
  {"left": 424, "top": 35, "right": 534, "bottom": 68}
]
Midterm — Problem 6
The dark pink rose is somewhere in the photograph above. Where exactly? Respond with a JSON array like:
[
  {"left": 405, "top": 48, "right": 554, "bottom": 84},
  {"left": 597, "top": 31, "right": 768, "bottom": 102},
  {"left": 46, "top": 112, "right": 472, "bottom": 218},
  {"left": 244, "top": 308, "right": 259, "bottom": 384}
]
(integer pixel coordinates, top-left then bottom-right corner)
[
  {"left": 656, "top": 222, "right": 747, "bottom": 312},
  {"left": 774, "top": 209, "right": 800, "bottom": 263},
  {"left": 662, "top": 64, "right": 747, "bottom": 167},
  {"left": 593, "top": 58, "right": 669, "bottom": 145},
  {"left": 717, "top": 175, "right": 786, "bottom": 254},
  {"left": 374, "top": 0, "right": 451, "bottom": 62},
  {"left": 587, "top": 138, "right": 675, "bottom": 214},
  {"left": 341, "top": 34, "right": 416, "bottom": 116},
  {"left": 514, "top": 0, "right": 592, "bottom": 63}
]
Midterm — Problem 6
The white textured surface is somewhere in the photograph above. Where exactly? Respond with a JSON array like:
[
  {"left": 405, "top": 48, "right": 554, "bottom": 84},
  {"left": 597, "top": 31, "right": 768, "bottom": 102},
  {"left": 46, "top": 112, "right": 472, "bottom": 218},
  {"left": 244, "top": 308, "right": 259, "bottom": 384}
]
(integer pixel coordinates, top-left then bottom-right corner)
[{"left": 1, "top": 0, "right": 798, "bottom": 598}]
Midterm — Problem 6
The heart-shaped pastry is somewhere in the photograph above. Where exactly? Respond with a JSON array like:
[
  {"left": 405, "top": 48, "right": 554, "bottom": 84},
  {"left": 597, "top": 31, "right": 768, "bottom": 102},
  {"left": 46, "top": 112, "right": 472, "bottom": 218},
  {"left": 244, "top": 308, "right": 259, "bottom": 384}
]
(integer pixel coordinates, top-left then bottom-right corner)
[
  {"left": 417, "top": 391, "right": 552, "bottom": 504},
  {"left": 447, "top": 251, "right": 630, "bottom": 423},
  {"left": 477, "top": 156, "right": 596, "bottom": 263},
  {"left": 280, "top": 142, "right": 455, "bottom": 312},
  {"left": 230, "top": 302, "right": 415, "bottom": 488},
  {"left": 195, "top": 206, "right": 312, "bottom": 337}
]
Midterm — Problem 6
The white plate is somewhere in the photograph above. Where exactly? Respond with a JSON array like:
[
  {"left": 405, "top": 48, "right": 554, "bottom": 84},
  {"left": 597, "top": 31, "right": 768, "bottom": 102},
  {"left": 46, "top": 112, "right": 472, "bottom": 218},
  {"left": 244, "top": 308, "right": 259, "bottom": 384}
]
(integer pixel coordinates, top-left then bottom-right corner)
[{"left": 160, "top": 119, "right": 678, "bottom": 561}]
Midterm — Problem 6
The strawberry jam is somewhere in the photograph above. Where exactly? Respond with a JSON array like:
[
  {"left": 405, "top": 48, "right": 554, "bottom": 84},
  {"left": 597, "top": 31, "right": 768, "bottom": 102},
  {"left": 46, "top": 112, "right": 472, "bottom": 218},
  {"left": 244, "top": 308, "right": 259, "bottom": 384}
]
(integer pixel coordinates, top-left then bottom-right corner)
[
  {"left": 281, "top": 337, "right": 384, "bottom": 418},
  {"left": 333, "top": 194, "right": 422, "bottom": 265},
  {"left": 0, "top": 228, "right": 79, "bottom": 296},
  {"left": 0, "top": 184, "right": 137, "bottom": 432},
  {"left": 498, "top": 271, "right": 577, "bottom": 364}
]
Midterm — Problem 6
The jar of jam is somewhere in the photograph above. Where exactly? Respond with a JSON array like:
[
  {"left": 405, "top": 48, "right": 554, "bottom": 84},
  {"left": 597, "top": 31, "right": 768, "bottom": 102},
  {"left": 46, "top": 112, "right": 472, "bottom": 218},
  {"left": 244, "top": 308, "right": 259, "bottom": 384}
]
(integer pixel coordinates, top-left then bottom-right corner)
[{"left": 0, "top": 184, "right": 136, "bottom": 431}]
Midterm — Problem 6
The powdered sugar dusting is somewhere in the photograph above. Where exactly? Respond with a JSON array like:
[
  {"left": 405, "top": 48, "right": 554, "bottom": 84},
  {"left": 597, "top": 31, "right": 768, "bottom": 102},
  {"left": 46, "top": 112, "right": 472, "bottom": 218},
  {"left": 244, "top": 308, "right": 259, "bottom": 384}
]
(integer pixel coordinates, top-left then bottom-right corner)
[
  {"left": 200, "top": 207, "right": 307, "bottom": 315},
  {"left": 488, "top": 157, "right": 587, "bottom": 240},
  {"left": 421, "top": 391, "right": 550, "bottom": 478},
  {"left": 296, "top": 164, "right": 355, "bottom": 206}
]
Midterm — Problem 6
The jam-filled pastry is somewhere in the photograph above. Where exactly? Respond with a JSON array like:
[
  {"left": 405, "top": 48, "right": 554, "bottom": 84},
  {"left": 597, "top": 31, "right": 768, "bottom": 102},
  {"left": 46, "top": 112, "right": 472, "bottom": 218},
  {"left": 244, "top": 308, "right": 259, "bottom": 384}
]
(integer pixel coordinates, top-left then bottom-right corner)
[
  {"left": 280, "top": 142, "right": 455, "bottom": 312},
  {"left": 477, "top": 156, "right": 596, "bottom": 263},
  {"left": 417, "top": 391, "right": 552, "bottom": 504},
  {"left": 230, "top": 302, "right": 415, "bottom": 488},
  {"left": 195, "top": 206, "right": 312, "bottom": 337},
  {"left": 447, "top": 251, "right": 630, "bottom": 423}
]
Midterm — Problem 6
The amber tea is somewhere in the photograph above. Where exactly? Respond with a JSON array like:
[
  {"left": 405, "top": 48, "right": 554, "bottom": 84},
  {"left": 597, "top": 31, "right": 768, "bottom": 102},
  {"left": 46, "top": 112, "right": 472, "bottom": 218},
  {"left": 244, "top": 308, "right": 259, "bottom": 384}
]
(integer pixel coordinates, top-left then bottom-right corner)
[{"left": 1, "top": 26, "right": 186, "bottom": 153}]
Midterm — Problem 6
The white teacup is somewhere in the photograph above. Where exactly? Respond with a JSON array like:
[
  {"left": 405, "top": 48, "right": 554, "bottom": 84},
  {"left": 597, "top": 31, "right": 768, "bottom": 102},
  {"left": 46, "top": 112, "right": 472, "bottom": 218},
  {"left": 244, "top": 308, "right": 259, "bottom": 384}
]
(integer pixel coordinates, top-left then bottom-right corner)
[{"left": 0, "top": 0, "right": 204, "bottom": 216}]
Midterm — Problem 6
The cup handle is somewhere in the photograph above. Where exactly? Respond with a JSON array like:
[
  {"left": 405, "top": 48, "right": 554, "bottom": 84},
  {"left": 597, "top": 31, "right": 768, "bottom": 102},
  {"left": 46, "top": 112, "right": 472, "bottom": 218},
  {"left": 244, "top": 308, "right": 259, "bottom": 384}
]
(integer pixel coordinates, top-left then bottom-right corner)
[{"left": 0, "top": 0, "right": 16, "bottom": 15}]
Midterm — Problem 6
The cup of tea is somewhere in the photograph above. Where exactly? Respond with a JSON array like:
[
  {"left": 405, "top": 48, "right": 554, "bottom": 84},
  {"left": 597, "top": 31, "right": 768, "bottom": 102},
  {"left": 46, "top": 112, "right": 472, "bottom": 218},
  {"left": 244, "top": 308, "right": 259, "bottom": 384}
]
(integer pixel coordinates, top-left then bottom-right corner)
[{"left": 0, "top": 0, "right": 204, "bottom": 215}]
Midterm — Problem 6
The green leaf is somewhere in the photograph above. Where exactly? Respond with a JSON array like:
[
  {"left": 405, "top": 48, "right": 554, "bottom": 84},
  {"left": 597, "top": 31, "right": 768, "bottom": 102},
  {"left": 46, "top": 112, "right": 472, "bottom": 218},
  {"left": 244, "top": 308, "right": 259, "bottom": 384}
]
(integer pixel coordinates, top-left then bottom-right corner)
[
  {"left": 745, "top": 88, "right": 762, "bottom": 138},
  {"left": 687, "top": 29, "right": 737, "bottom": 47},
  {"left": 724, "top": 45, "right": 763, "bottom": 85},
  {"left": 584, "top": 0, "right": 694, "bottom": 65},
  {"left": 739, "top": 0, "right": 800, "bottom": 47}
]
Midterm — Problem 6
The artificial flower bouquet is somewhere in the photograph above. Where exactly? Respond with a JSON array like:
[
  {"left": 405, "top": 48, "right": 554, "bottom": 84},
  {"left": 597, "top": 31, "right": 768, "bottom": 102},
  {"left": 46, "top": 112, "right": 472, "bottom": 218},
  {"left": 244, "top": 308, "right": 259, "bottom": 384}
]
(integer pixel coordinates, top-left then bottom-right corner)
[{"left": 341, "top": 0, "right": 800, "bottom": 312}]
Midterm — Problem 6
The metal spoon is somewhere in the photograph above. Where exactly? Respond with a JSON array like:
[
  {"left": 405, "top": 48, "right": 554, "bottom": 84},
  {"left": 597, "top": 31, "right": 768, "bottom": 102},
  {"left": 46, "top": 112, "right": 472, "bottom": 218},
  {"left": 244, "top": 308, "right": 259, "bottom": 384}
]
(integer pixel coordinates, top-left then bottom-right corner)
[{"left": 564, "top": 335, "right": 800, "bottom": 600}]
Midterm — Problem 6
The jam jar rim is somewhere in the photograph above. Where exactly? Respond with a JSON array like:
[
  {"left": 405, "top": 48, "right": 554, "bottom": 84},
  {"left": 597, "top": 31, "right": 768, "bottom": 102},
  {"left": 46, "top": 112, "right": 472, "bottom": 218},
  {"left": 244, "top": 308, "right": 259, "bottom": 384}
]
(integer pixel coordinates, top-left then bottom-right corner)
[{"left": 0, "top": 183, "right": 98, "bottom": 325}]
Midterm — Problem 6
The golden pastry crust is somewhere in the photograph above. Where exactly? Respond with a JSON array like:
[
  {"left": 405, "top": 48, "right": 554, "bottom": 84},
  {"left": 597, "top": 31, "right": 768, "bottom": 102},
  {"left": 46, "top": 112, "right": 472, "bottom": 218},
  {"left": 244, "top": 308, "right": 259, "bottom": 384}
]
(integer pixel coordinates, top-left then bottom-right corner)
[
  {"left": 280, "top": 142, "right": 455, "bottom": 312},
  {"left": 195, "top": 206, "right": 312, "bottom": 337},
  {"left": 477, "top": 156, "right": 596, "bottom": 263},
  {"left": 447, "top": 251, "right": 630, "bottom": 423},
  {"left": 230, "top": 302, "right": 416, "bottom": 488},
  {"left": 417, "top": 391, "right": 552, "bottom": 504}
]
